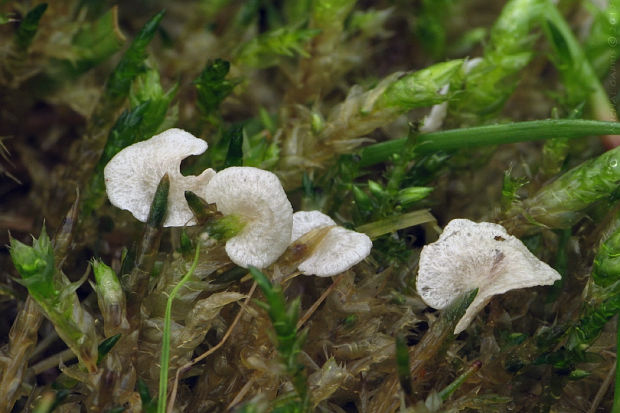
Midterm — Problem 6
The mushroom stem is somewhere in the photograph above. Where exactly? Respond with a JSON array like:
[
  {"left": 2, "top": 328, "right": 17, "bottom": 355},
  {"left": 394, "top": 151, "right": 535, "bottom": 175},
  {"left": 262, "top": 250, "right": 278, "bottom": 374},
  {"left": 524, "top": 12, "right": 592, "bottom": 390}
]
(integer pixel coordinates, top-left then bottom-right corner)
[{"left": 407, "top": 290, "right": 478, "bottom": 392}]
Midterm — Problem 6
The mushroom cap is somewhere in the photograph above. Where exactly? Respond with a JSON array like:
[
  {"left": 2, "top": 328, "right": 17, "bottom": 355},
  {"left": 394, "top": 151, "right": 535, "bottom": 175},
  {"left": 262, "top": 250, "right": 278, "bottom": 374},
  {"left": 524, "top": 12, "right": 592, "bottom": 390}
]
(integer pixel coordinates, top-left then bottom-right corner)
[
  {"left": 104, "top": 128, "right": 215, "bottom": 227},
  {"left": 292, "top": 211, "right": 373, "bottom": 277},
  {"left": 416, "top": 218, "right": 561, "bottom": 334},
  {"left": 291, "top": 210, "right": 336, "bottom": 241},
  {"left": 201, "top": 166, "right": 293, "bottom": 269}
]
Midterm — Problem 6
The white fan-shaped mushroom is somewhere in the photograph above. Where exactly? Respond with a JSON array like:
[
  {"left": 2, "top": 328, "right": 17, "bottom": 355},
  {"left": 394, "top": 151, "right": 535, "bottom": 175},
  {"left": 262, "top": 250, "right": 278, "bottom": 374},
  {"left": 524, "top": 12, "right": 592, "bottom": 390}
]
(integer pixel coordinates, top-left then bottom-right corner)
[
  {"left": 292, "top": 211, "right": 372, "bottom": 277},
  {"left": 200, "top": 167, "right": 293, "bottom": 269},
  {"left": 416, "top": 219, "right": 561, "bottom": 334},
  {"left": 104, "top": 128, "right": 215, "bottom": 227}
]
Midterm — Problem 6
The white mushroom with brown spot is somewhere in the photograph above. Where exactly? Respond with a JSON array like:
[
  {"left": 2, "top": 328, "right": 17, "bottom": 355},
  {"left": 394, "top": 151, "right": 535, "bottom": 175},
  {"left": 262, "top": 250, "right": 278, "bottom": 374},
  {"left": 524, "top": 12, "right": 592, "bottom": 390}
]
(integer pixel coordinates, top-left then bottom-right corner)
[
  {"left": 416, "top": 218, "right": 561, "bottom": 334},
  {"left": 291, "top": 210, "right": 372, "bottom": 277},
  {"left": 104, "top": 128, "right": 215, "bottom": 227},
  {"left": 199, "top": 166, "right": 293, "bottom": 269}
]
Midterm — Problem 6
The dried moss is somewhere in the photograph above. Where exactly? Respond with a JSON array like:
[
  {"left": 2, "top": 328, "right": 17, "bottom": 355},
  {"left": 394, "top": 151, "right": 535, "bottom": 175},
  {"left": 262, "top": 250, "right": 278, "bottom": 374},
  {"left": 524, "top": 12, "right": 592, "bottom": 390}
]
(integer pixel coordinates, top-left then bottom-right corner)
[{"left": 3, "top": 0, "right": 620, "bottom": 412}]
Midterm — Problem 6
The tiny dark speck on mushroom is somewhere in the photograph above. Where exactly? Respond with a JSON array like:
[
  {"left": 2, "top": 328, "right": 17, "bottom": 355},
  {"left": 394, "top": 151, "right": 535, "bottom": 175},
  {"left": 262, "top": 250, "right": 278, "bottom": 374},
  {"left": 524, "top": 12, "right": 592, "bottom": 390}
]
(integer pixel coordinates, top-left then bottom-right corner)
[
  {"left": 491, "top": 249, "right": 505, "bottom": 268},
  {"left": 494, "top": 235, "right": 505, "bottom": 241}
]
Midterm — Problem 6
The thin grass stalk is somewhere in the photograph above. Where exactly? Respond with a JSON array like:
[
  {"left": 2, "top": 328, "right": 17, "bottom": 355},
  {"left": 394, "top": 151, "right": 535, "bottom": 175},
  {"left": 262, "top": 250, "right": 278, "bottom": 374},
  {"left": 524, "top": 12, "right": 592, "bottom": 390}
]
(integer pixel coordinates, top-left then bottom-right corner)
[{"left": 157, "top": 245, "right": 201, "bottom": 413}]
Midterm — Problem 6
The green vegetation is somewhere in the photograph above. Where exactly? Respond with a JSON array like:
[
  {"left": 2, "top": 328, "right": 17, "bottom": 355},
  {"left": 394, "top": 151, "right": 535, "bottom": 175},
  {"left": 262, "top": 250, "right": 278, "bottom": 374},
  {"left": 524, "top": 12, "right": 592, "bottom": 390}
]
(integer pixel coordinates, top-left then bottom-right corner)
[{"left": 4, "top": 0, "right": 620, "bottom": 411}]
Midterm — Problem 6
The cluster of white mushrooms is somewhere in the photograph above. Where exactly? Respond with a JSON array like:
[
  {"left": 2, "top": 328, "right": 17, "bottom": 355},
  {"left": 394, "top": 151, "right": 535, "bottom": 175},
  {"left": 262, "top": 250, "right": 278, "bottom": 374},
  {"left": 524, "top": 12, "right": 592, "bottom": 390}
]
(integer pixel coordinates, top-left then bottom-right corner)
[
  {"left": 104, "top": 129, "right": 561, "bottom": 333},
  {"left": 103, "top": 128, "right": 372, "bottom": 276}
]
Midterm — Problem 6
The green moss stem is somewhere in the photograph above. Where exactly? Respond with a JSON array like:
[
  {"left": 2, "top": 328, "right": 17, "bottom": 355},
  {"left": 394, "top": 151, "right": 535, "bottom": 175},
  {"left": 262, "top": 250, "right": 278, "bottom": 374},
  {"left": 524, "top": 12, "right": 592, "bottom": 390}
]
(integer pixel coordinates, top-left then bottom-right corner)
[{"left": 542, "top": 2, "right": 617, "bottom": 121}]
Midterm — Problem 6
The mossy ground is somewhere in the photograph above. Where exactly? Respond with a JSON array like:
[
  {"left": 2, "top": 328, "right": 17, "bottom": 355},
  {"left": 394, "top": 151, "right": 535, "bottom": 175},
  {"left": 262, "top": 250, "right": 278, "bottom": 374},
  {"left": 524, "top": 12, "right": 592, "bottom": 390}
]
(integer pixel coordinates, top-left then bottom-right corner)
[{"left": 2, "top": 0, "right": 620, "bottom": 412}]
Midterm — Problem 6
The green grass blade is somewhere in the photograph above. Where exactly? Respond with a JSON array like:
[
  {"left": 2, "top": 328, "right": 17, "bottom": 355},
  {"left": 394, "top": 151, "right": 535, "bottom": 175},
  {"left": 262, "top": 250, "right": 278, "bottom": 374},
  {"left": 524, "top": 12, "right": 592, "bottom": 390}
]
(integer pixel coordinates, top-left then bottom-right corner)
[
  {"left": 359, "top": 119, "right": 620, "bottom": 167},
  {"left": 157, "top": 245, "right": 200, "bottom": 413}
]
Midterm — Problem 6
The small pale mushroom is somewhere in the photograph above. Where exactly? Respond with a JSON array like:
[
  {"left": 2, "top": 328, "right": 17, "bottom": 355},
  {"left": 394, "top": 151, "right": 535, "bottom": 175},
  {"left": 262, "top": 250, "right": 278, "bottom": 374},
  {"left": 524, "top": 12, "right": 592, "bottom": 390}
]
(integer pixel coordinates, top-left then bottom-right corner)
[
  {"left": 291, "top": 211, "right": 372, "bottom": 277},
  {"left": 104, "top": 128, "right": 215, "bottom": 227},
  {"left": 199, "top": 166, "right": 293, "bottom": 269},
  {"left": 416, "top": 218, "right": 561, "bottom": 334}
]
